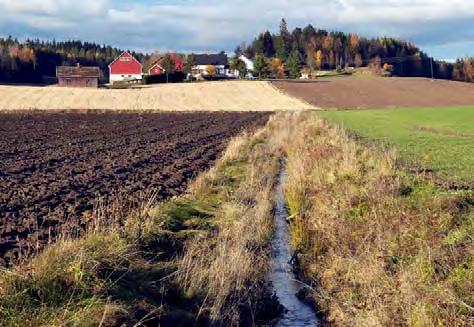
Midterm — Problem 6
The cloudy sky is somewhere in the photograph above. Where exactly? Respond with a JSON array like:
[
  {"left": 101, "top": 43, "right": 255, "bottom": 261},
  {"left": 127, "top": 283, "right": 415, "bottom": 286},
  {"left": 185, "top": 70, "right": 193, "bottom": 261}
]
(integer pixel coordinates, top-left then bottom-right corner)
[{"left": 0, "top": 0, "right": 473, "bottom": 59}]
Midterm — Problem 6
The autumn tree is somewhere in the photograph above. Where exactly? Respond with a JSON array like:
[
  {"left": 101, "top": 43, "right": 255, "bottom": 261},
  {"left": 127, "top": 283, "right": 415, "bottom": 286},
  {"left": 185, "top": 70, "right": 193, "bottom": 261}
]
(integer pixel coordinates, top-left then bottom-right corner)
[
  {"left": 184, "top": 54, "right": 195, "bottom": 75},
  {"left": 315, "top": 50, "right": 323, "bottom": 70},
  {"left": 205, "top": 65, "right": 216, "bottom": 78},
  {"left": 306, "top": 50, "right": 316, "bottom": 71},
  {"left": 354, "top": 53, "right": 363, "bottom": 67},
  {"left": 269, "top": 58, "right": 285, "bottom": 78},
  {"left": 160, "top": 53, "right": 176, "bottom": 83}
]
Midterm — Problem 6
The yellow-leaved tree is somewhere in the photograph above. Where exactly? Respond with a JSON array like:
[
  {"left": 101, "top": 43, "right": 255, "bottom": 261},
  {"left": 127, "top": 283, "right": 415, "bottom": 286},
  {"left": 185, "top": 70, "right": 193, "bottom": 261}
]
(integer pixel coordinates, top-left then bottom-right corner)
[
  {"left": 206, "top": 65, "right": 216, "bottom": 77},
  {"left": 315, "top": 50, "right": 322, "bottom": 70}
]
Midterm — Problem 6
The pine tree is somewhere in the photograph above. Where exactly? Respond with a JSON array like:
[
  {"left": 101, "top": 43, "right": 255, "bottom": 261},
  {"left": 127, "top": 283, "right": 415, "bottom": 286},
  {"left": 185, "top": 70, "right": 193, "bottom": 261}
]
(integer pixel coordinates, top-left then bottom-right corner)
[
  {"left": 287, "top": 49, "right": 300, "bottom": 78},
  {"left": 253, "top": 53, "right": 267, "bottom": 79}
]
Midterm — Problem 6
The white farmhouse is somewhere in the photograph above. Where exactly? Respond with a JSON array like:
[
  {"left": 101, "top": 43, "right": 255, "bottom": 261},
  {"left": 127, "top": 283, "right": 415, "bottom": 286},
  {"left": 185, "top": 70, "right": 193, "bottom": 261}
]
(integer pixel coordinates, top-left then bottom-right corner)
[{"left": 191, "top": 53, "right": 231, "bottom": 79}]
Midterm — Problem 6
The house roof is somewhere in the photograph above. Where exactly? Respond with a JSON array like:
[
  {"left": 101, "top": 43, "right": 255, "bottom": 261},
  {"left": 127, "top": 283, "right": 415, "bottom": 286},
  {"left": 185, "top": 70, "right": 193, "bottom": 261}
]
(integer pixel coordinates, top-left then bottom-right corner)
[
  {"left": 148, "top": 63, "right": 165, "bottom": 72},
  {"left": 193, "top": 53, "right": 228, "bottom": 66},
  {"left": 108, "top": 51, "right": 142, "bottom": 68},
  {"left": 56, "top": 65, "right": 100, "bottom": 78}
]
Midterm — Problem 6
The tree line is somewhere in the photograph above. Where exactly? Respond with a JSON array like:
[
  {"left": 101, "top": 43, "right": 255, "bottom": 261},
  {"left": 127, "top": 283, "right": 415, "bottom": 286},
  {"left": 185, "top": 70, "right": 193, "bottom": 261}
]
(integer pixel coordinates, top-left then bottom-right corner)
[
  {"left": 236, "top": 19, "right": 474, "bottom": 82},
  {"left": 0, "top": 37, "right": 146, "bottom": 84},
  {"left": 0, "top": 36, "right": 221, "bottom": 84}
]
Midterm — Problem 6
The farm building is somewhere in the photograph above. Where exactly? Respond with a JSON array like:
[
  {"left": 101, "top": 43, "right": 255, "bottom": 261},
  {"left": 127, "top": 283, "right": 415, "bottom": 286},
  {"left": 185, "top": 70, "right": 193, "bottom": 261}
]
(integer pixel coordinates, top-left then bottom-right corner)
[
  {"left": 192, "top": 53, "right": 234, "bottom": 78},
  {"left": 109, "top": 51, "right": 143, "bottom": 83},
  {"left": 148, "top": 53, "right": 184, "bottom": 76},
  {"left": 56, "top": 64, "right": 100, "bottom": 88},
  {"left": 148, "top": 63, "right": 165, "bottom": 75}
]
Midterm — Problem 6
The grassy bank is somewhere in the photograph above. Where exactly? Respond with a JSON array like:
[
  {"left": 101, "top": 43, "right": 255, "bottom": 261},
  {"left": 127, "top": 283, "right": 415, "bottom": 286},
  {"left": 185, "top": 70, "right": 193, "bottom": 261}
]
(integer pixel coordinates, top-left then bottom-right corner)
[
  {"left": 284, "top": 112, "right": 473, "bottom": 325},
  {"left": 0, "top": 115, "right": 287, "bottom": 326},
  {"left": 319, "top": 106, "right": 474, "bottom": 186}
]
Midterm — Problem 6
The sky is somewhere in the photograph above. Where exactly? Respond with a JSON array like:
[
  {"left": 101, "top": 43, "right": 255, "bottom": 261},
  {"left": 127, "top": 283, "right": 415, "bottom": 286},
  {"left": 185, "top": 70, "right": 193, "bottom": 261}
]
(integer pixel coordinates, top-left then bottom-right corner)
[{"left": 0, "top": 0, "right": 473, "bottom": 60}]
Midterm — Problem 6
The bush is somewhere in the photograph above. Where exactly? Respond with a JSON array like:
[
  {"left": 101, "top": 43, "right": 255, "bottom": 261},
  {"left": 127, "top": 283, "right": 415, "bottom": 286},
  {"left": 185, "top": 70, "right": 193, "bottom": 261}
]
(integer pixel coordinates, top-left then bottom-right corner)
[{"left": 143, "top": 72, "right": 185, "bottom": 84}]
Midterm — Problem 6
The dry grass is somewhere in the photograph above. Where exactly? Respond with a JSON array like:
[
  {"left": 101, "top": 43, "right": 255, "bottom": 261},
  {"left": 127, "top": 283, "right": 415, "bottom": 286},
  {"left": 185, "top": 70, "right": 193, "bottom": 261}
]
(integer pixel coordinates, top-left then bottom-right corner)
[
  {"left": 0, "top": 114, "right": 289, "bottom": 326},
  {"left": 283, "top": 112, "right": 474, "bottom": 326},
  {"left": 0, "top": 81, "right": 313, "bottom": 111},
  {"left": 177, "top": 114, "right": 291, "bottom": 325}
]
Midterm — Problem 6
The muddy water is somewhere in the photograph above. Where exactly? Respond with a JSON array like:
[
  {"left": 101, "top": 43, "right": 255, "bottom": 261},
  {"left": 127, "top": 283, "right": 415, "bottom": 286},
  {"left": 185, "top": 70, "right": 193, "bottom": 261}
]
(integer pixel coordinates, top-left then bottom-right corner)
[{"left": 270, "top": 167, "right": 319, "bottom": 327}]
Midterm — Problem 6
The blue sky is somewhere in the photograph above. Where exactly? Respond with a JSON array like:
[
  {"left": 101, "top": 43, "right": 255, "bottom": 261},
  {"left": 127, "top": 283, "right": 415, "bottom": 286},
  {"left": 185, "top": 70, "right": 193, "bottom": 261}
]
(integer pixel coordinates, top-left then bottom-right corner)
[{"left": 0, "top": 0, "right": 473, "bottom": 60}]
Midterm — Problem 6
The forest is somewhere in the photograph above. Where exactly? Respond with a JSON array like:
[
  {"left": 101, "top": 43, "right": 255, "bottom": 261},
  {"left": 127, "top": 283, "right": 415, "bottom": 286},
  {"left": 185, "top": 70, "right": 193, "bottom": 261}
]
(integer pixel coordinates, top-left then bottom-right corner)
[
  {"left": 0, "top": 37, "right": 144, "bottom": 84},
  {"left": 236, "top": 19, "right": 474, "bottom": 82}
]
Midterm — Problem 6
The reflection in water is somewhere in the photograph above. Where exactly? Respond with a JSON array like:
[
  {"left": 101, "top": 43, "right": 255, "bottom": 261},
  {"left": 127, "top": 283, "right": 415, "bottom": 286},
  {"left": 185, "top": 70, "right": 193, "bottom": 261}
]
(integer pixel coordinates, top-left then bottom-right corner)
[{"left": 270, "top": 166, "right": 319, "bottom": 327}]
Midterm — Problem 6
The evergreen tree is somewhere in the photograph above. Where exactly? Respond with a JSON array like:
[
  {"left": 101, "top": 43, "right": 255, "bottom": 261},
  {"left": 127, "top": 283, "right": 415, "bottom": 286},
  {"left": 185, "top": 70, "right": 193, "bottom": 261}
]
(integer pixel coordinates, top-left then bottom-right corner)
[
  {"left": 253, "top": 53, "right": 267, "bottom": 79},
  {"left": 286, "top": 49, "right": 300, "bottom": 78},
  {"left": 262, "top": 31, "right": 275, "bottom": 57}
]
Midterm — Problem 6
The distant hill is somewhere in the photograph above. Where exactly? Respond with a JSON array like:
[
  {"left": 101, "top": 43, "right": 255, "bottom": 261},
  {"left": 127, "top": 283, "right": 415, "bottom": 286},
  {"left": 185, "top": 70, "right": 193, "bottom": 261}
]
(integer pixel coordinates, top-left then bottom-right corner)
[{"left": 237, "top": 19, "right": 474, "bottom": 82}]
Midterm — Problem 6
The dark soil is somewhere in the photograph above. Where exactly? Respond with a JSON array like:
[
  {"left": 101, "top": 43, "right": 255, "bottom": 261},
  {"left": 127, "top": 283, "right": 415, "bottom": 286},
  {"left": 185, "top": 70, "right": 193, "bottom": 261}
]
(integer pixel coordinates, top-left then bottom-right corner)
[{"left": 0, "top": 111, "right": 270, "bottom": 265}]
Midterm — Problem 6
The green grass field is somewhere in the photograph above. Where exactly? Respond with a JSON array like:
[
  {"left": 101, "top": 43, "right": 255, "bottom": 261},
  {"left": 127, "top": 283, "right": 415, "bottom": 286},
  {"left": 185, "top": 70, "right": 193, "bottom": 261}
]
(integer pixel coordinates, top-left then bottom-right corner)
[{"left": 318, "top": 107, "right": 474, "bottom": 185}]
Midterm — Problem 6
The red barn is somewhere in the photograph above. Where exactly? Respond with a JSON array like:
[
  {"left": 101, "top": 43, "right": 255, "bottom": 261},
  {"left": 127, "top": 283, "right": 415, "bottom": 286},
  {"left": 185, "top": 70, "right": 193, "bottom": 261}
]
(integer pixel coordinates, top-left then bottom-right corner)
[
  {"left": 109, "top": 51, "right": 143, "bottom": 84},
  {"left": 148, "top": 63, "right": 165, "bottom": 75}
]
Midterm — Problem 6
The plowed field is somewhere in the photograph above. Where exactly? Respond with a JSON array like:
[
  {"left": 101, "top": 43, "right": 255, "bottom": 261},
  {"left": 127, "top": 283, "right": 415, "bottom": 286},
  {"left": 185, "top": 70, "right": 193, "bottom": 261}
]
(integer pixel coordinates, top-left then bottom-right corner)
[
  {"left": 0, "top": 112, "right": 270, "bottom": 265},
  {"left": 272, "top": 77, "right": 474, "bottom": 109}
]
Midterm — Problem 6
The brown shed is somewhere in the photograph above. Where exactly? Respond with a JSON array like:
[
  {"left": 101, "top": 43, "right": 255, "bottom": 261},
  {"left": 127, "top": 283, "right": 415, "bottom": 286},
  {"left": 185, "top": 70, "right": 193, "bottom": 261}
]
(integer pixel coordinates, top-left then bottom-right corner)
[{"left": 56, "top": 64, "right": 100, "bottom": 88}]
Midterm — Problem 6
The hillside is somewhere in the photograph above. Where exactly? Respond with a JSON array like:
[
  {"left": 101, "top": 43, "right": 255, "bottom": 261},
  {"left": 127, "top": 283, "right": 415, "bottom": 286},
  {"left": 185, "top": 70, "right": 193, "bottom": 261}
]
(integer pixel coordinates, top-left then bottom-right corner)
[
  {"left": 239, "top": 19, "right": 474, "bottom": 83},
  {"left": 0, "top": 81, "right": 313, "bottom": 111}
]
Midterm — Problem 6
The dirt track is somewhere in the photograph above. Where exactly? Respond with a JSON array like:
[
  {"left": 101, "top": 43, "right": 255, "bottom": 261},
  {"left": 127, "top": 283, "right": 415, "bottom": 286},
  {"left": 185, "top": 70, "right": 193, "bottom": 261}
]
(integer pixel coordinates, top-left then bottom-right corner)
[
  {"left": 0, "top": 112, "right": 270, "bottom": 265},
  {"left": 272, "top": 77, "right": 474, "bottom": 109},
  {"left": 0, "top": 81, "right": 313, "bottom": 111}
]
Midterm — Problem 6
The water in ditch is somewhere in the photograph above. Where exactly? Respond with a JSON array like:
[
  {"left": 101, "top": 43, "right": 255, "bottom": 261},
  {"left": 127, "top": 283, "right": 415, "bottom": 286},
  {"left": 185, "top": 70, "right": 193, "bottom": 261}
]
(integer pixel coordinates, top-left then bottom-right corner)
[{"left": 270, "top": 166, "right": 319, "bottom": 327}]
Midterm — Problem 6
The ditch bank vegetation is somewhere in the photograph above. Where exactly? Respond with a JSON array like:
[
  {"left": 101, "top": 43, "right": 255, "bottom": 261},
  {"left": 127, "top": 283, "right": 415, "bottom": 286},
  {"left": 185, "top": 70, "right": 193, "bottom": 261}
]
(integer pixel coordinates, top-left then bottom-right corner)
[
  {"left": 284, "top": 113, "right": 473, "bottom": 325},
  {"left": 1, "top": 111, "right": 472, "bottom": 326},
  {"left": 0, "top": 113, "right": 292, "bottom": 326}
]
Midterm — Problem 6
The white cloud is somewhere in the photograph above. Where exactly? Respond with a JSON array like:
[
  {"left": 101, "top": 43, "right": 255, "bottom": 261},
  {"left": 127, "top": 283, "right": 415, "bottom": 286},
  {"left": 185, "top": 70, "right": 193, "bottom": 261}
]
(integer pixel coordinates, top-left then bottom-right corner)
[
  {"left": 0, "top": 0, "right": 108, "bottom": 17},
  {"left": 0, "top": 0, "right": 473, "bottom": 57}
]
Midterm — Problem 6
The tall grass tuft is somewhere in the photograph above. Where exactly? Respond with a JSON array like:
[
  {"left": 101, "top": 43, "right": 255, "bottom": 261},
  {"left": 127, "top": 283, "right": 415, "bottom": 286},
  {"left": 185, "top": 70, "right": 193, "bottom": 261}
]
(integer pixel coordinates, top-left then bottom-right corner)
[
  {"left": 178, "top": 115, "right": 289, "bottom": 325},
  {"left": 283, "top": 112, "right": 473, "bottom": 326}
]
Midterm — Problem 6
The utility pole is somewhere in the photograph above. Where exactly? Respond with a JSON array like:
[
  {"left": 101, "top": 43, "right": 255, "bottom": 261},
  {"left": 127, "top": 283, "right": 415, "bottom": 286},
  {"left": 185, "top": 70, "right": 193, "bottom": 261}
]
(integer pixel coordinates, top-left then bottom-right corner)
[{"left": 430, "top": 57, "right": 434, "bottom": 79}]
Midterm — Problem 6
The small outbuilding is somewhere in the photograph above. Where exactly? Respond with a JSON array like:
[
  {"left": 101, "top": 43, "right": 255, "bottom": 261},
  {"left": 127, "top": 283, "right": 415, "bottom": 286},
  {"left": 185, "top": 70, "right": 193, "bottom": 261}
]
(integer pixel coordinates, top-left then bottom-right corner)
[
  {"left": 56, "top": 64, "right": 100, "bottom": 88},
  {"left": 148, "top": 63, "right": 165, "bottom": 75}
]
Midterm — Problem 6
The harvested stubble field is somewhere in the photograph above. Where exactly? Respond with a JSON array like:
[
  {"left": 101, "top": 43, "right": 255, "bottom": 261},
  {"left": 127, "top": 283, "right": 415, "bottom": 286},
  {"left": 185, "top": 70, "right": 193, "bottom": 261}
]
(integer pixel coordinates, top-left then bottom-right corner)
[
  {"left": 0, "top": 111, "right": 270, "bottom": 265},
  {"left": 0, "top": 81, "right": 313, "bottom": 111},
  {"left": 273, "top": 77, "right": 474, "bottom": 109}
]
